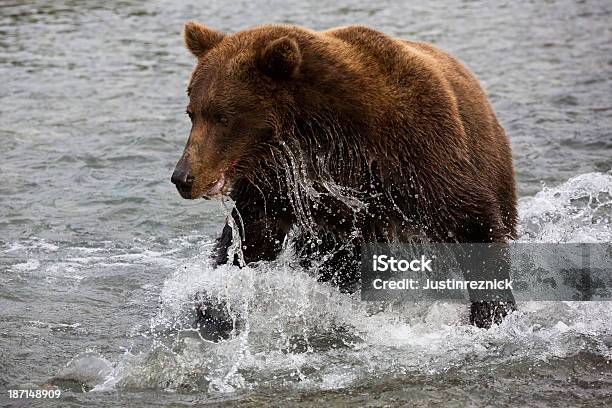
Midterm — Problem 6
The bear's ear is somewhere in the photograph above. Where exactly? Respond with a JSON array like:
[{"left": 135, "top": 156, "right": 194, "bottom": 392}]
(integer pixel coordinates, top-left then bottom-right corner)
[
  {"left": 184, "top": 21, "right": 225, "bottom": 58},
  {"left": 258, "top": 36, "right": 301, "bottom": 79}
]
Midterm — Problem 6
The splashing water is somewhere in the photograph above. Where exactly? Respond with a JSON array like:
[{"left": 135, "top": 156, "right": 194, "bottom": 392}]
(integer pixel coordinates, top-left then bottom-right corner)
[
  {"left": 275, "top": 140, "right": 368, "bottom": 234},
  {"left": 55, "top": 172, "right": 611, "bottom": 397},
  {"left": 519, "top": 172, "right": 612, "bottom": 242}
]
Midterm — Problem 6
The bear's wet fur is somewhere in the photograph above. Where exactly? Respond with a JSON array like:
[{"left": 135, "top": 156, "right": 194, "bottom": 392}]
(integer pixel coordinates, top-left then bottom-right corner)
[{"left": 173, "top": 22, "right": 518, "bottom": 329}]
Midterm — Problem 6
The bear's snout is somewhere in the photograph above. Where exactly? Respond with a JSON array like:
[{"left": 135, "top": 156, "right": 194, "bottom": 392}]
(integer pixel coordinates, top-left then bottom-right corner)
[{"left": 171, "top": 164, "right": 195, "bottom": 199}]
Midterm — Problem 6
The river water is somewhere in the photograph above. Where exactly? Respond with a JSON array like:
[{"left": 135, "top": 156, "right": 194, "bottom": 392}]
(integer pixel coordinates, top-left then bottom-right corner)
[{"left": 1, "top": 0, "right": 611, "bottom": 406}]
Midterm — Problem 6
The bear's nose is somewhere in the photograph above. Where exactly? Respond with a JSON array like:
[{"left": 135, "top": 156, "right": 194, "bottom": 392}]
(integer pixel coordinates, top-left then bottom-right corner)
[{"left": 171, "top": 168, "right": 194, "bottom": 191}]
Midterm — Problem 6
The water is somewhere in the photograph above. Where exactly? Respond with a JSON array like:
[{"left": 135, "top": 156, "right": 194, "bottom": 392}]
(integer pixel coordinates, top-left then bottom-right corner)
[{"left": 1, "top": 0, "right": 611, "bottom": 406}]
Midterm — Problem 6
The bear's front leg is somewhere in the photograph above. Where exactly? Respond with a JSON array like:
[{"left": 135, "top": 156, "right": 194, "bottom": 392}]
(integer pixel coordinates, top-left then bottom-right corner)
[
  {"left": 196, "top": 203, "right": 290, "bottom": 341},
  {"left": 294, "top": 230, "right": 362, "bottom": 293},
  {"left": 212, "top": 206, "right": 289, "bottom": 266},
  {"left": 212, "top": 223, "right": 234, "bottom": 266},
  {"left": 457, "top": 213, "right": 517, "bottom": 329}
]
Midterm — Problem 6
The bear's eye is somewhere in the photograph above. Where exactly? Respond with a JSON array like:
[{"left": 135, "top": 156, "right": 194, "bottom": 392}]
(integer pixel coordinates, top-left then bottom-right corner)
[
  {"left": 185, "top": 110, "right": 194, "bottom": 121},
  {"left": 214, "top": 114, "right": 229, "bottom": 126}
]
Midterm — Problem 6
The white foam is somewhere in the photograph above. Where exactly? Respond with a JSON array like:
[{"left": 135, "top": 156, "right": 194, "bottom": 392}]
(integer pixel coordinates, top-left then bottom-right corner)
[{"left": 10, "top": 259, "right": 41, "bottom": 272}]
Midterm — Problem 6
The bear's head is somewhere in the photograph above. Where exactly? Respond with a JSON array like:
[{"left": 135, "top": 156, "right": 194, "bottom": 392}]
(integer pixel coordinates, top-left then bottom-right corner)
[{"left": 171, "top": 21, "right": 308, "bottom": 199}]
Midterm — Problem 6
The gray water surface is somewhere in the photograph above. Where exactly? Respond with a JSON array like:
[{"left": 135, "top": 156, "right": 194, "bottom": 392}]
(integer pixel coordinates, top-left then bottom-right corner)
[{"left": 1, "top": 0, "right": 612, "bottom": 406}]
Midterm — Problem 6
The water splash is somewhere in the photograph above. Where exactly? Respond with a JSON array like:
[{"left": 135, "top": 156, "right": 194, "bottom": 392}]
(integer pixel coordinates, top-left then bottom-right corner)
[
  {"left": 519, "top": 172, "right": 612, "bottom": 242},
  {"left": 59, "top": 172, "right": 612, "bottom": 394},
  {"left": 220, "top": 196, "right": 246, "bottom": 267},
  {"left": 275, "top": 139, "right": 368, "bottom": 234}
]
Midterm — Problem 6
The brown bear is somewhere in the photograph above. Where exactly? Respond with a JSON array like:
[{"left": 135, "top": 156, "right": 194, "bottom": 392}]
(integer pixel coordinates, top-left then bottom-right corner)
[{"left": 171, "top": 21, "right": 518, "bottom": 331}]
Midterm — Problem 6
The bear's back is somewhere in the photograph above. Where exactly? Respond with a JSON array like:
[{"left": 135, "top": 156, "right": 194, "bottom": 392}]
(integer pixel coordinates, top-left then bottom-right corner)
[
  {"left": 323, "top": 25, "right": 517, "bottom": 239},
  {"left": 324, "top": 25, "right": 500, "bottom": 135}
]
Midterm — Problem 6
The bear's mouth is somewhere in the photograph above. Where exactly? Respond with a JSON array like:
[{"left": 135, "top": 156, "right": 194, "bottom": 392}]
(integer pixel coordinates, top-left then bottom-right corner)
[
  {"left": 197, "top": 160, "right": 238, "bottom": 199},
  {"left": 204, "top": 173, "right": 226, "bottom": 198}
]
